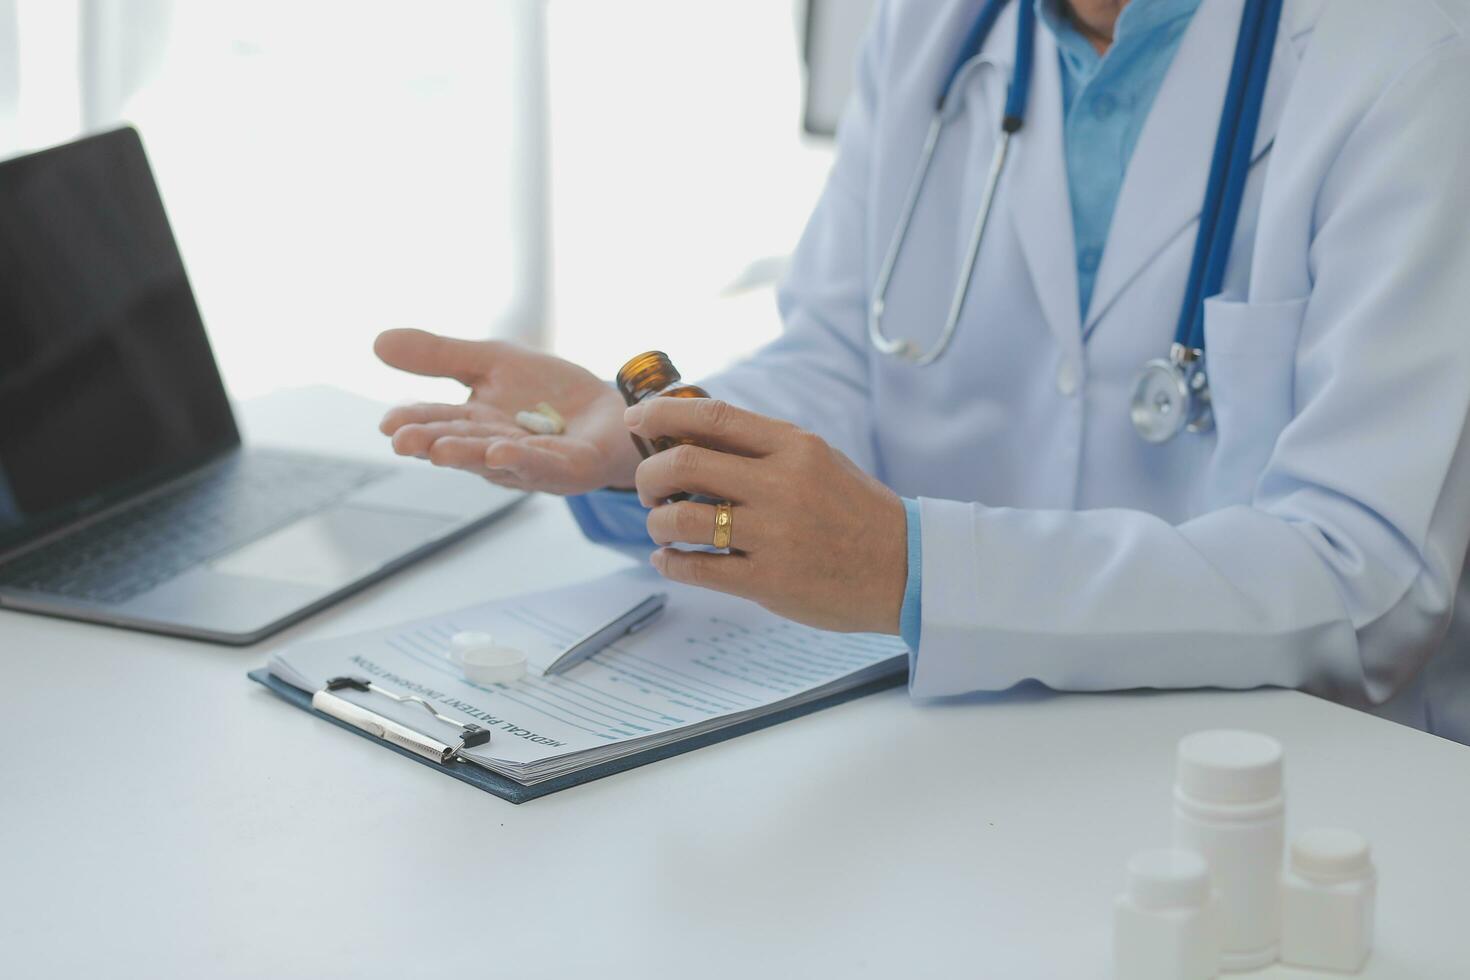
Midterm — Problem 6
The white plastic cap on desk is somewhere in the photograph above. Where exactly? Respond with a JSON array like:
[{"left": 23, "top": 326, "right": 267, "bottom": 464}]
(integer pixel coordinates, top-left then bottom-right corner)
[
  {"left": 1290, "top": 828, "right": 1372, "bottom": 882},
  {"left": 1176, "top": 729, "right": 1283, "bottom": 805},
  {"left": 450, "top": 631, "right": 527, "bottom": 685},
  {"left": 451, "top": 630, "right": 495, "bottom": 657},
  {"left": 1126, "top": 849, "right": 1212, "bottom": 911}
]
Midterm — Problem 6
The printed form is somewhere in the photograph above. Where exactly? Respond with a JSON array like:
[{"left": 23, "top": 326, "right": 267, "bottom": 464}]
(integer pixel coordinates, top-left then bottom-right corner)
[{"left": 268, "top": 569, "right": 906, "bottom": 784}]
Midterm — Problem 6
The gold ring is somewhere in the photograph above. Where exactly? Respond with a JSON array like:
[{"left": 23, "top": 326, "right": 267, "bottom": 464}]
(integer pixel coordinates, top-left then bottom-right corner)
[{"left": 712, "top": 501, "right": 734, "bottom": 550}]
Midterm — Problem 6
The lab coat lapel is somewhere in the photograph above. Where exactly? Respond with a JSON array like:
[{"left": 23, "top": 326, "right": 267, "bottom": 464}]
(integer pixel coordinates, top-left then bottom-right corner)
[
  {"left": 1082, "top": 0, "right": 1299, "bottom": 337},
  {"left": 1002, "top": 22, "right": 1083, "bottom": 354}
]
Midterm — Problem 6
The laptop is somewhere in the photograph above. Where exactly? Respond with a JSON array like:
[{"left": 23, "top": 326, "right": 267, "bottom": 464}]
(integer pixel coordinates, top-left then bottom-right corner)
[{"left": 0, "top": 127, "right": 524, "bottom": 644}]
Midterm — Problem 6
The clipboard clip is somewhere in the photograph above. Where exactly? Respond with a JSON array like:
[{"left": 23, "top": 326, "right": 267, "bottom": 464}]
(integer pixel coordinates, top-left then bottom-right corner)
[{"left": 311, "top": 675, "right": 490, "bottom": 765}]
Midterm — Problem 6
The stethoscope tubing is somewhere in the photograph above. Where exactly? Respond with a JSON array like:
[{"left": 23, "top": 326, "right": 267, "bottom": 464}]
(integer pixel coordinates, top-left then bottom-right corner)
[
  {"left": 939, "top": 0, "right": 1017, "bottom": 112},
  {"left": 1178, "top": 0, "right": 1282, "bottom": 353},
  {"left": 867, "top": 0, "right": 1282, "bottom": 393},
  {"left": 868, "top": 0, "right": 1033, "bottom": 365}
]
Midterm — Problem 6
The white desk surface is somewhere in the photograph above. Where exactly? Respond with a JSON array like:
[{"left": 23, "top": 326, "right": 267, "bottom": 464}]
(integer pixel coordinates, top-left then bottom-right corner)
[{"left": 3, "top": 387, "right": 1468, "bottom": 980}]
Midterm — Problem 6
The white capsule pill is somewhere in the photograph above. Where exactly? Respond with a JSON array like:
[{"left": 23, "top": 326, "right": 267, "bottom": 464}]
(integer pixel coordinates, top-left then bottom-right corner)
[
  {"left": 450, "top": 631, "right": 527, "bottom": 685},
  {"left": 515, "top": 409, "right": 563, "bottom": 435}
]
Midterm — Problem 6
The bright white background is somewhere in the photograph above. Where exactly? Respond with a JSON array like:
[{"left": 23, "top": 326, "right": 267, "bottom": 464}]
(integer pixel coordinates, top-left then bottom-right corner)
[{"left": 1, "top": 0, "right": 842, "bottom": 408}]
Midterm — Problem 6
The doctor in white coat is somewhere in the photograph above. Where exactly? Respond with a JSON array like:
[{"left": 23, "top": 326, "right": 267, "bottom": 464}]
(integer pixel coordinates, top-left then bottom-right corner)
[{"left": 374, "top": 0, "right": 1470, "bottom": 742}]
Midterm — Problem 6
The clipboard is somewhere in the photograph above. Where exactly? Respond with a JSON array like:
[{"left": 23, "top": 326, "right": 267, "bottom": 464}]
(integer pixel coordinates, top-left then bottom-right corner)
[{"left": 249, "top": 667, "right": 905, "bottom": 804}]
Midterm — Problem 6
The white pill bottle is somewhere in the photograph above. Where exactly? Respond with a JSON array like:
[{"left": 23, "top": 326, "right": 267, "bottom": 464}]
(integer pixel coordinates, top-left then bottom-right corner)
[{"left": 1172, "top": 730, "right": 1285, "bottom": 972}]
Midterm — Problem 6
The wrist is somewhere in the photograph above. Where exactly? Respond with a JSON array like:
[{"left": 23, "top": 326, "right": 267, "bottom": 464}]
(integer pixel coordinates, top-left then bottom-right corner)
[
  {"left": 865, "top": 488, "right": 909, "bottom": 635},
  {"left": 898, "top": 497, "right": 923, "bottom": 651}
]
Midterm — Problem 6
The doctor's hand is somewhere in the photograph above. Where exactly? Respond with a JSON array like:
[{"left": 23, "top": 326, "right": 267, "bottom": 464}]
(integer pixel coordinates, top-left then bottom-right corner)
[
  {"left": 374, "top": 329, "right": 641, "bottom": 494},
  {"left": 628, "top": 397, "right": 908, "bottom": 636}
]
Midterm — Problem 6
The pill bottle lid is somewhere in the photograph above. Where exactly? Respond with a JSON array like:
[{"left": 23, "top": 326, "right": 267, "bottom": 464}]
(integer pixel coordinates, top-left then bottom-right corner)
[
  {"left": 1290, "top": 828, "right": 1372, "bottom": 880},
  {"left": 1176, "top": 729, "right": 1283, "bottom": 805},
  {"left": 451, "top": 630, "right": 496, "bottom": 655},
  {"left": 1125, "top": 849, "right": 1211, "bottom": 911},
  {"left": 450, "top": 631, "right": 527, "bottom": 685}
]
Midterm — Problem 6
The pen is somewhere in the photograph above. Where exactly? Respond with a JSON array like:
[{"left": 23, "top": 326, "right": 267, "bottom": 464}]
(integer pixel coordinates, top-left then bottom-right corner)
[{"left": 544, "top": 592, "right": 668, "bottom": 676}]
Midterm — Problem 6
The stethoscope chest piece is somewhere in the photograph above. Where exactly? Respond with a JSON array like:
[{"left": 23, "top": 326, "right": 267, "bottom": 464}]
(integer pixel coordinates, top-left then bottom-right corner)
[{"left": 1130, "top": 344, "right": 1214, "bottom": 444}]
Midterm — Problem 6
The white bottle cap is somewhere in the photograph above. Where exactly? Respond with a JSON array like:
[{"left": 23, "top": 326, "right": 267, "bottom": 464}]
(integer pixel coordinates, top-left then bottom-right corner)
[
  {"left": 1176, "top": 729, "right": 1283, "bottom": 805},
  {"left": 451, "top": 630, "right": 495, "bottom": 656},
  {"left": 1290, "top": 828, "right": 1372, "bottom": 882},
  {"left": 1125, "top": 849, "right": 1212, "bottom": 911},
  {"left": 450, "top": 631, "right": 527, "bottom": 685}
]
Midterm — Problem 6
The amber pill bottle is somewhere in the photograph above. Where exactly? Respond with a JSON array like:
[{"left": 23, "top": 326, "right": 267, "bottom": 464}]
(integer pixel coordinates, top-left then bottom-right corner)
[{"left": 615, "top": 351, "right": 710, "bottom": 458}]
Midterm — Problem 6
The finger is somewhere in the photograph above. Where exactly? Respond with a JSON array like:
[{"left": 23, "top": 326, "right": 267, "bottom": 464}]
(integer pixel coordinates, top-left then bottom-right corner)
[
  {"left": 415, "top": 419, "right": 527, "bottom": 441},
  {"left": 427, "top": 438, "right": 550, "bottom": 494},
  {"left": 650, "top": 548, "right": 753, "bottom": 597},
  {"left": 634, "top": 444, "right": 761, "bottom": 507},
  {"left": 389, "top": 435, "right": 533, "bottom": 490},
  {"left": 426, "top": 435, "right": 508, "bottom": 472},
  {"left": 484, "top": 438, "right": 573, "bottom": 480},
  {"left": 374, "top": 328, "right": 503, "bottom": 386},
  {"left": 625, "top": 398, "right": 793, "bottom": 458},
  {"left": 458, "top": 465, "right": 536, "bottom": 493},
  {"left": 480, "top": 468, "right": 535, "bottom": 492},
  {"left": 453, "top": 463, "right": 536, "bottom": 493},
  {"left": 646, "top": 500, "right": 751, "bottom": 551},
  {"left": 380, "top": 402, "right": 469, "bottom": 435},
  {"left": 390, "top": 420, "right": 524, "bottom": 458},
  {"left": 486, "top": 437, "right": 615, "bottom": 495}
]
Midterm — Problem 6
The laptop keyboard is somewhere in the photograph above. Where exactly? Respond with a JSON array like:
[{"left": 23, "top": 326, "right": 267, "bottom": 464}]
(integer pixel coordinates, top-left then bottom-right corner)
[{"left": 0, "top": 451, "right": 390, "bottom": 605}]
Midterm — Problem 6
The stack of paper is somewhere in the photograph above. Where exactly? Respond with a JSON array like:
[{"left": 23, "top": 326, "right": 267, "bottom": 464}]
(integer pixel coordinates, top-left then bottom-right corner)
[{"left": 267, "top": 568, "right": 907, "bottom": 785}]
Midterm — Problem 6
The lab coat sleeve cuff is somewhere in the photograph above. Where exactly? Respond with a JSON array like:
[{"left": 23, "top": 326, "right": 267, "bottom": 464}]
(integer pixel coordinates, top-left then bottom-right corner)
[
  {"left": 910, "top": 497, "right": 984, "bottom": 698},
  {"left": 899, "top": 498, "right": 923, "bottom": 656},
  {"left": 565, "top": 489, "right": 655, "bottom": 563}
]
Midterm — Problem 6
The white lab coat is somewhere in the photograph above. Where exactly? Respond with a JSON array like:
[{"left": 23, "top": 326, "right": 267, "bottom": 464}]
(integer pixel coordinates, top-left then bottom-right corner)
[{"left": 700, "top": 0, "right": 1470, "bottom": 740}]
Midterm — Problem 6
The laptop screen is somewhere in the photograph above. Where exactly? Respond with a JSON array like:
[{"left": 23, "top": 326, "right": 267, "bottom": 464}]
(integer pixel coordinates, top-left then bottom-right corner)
[{"left": 0, "top": 127, "right": 239, "bottom": 553}]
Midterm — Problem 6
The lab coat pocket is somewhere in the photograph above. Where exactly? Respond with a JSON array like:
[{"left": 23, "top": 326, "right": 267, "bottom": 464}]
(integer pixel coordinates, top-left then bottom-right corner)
[{"left": 1201, "top": 295, "right": 1308, "bottom": 507}]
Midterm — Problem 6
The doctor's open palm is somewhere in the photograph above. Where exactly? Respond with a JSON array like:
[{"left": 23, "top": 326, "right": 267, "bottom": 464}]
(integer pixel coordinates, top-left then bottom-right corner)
[{"left": 374, "top": 328, "right": 642, "bottom": 495}]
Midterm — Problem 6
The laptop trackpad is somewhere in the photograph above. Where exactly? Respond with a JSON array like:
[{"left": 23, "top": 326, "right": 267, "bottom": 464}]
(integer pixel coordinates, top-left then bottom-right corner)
[{"left": 210, "top": 505, "right": 453, "bottom": 589}]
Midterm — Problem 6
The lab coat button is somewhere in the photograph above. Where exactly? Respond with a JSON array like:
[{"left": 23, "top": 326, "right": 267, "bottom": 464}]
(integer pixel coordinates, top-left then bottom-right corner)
[{"left": 1056, "top": 361, "right": 1079, "bottom": 396}]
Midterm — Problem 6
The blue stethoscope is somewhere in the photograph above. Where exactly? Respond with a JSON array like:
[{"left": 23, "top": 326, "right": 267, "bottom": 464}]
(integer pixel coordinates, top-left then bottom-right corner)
[{"left": 867, "top": 0, "right": 1284, "bottom": 444}]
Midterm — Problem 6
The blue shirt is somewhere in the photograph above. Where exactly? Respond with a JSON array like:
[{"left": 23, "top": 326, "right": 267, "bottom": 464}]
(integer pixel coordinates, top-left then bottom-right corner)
[
  {"left": 567, "top": 0, "right": 1202, "bottom": 655},
  {"left": 1044, "top": 0, "right": 1203, "bottom": 319}
]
